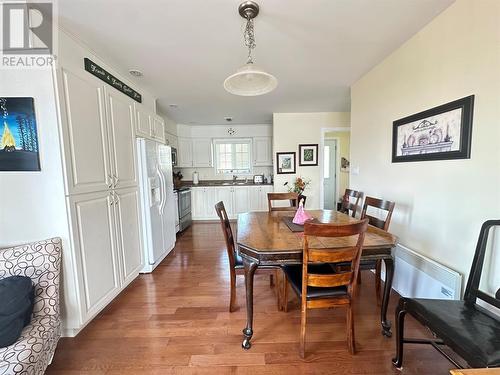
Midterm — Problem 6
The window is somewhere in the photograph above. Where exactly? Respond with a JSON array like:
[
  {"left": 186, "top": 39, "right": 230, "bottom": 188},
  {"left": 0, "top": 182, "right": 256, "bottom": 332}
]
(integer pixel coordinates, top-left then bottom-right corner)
[{"left": 214, "top": 139, "right": 252, "bottom": 174}]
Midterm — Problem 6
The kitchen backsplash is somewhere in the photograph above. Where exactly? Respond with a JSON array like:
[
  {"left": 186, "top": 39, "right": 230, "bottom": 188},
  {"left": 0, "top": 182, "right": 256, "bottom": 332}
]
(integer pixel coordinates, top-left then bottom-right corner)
[{"left": 174, "top": 166, "right": 273, "bottom": 181}]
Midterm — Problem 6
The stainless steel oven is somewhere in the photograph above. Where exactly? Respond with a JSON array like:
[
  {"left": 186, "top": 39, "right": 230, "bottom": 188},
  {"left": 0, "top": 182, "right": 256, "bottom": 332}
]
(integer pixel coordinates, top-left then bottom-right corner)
[{"left": 177, "top": 187, "right": 191, "bottom": 231}]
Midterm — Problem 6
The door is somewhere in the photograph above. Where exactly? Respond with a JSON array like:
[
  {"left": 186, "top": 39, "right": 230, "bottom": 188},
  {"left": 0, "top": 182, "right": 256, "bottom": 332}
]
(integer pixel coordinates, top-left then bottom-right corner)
[
  {"left": 253, "top": 137, "right": 272, "bottom": 166},
  {"left": 193, "top": 138, "right": 212, "bottom": 167},
  {"left": 158, "top": 144, "right": 176, "bottom": 254},
  {"left": 68, "top": 191, "right": 120, "bottom": 319},
  {"left": 135, "top": 103, "right": 151, "bottom": 138},
  {"left": 233, "top": 187, "right": 249, "bottom": 215},
  {"left": 151, "top": 115, "right": 166, "bottom": 143},
  {"left": 106, "top": 88, "right": 138, "bottom": 189},
  {"left": 114, "top": 187, "right": 143, "bottom": 286},
  {"left": 323, "top": 139, "right": 337, "bottom": 210},
  {"left": 59, "top": 68, "right": 111, "bottom": 195},
  {"left": 178, "top": 137, "right": 193, "bottom": 167}
]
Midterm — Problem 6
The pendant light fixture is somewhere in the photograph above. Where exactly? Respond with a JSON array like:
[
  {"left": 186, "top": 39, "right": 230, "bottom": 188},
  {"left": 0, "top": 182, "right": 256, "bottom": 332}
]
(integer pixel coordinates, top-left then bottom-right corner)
[{"left": 224, "top": 1, "right": 278, "bottom": 96}]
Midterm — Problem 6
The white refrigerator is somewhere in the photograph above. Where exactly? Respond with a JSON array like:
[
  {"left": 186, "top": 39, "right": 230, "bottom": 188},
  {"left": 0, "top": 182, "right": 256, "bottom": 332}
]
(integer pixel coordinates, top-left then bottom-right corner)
[{"left": 137, "top": 138, "right": 176, "bottom": 273}]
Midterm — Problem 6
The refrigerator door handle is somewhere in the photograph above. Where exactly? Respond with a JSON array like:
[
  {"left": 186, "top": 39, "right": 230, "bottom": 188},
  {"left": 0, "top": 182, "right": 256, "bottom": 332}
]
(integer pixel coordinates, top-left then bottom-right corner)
[{"left": 157, "top": 168, "right": 166, "bottom": 214}]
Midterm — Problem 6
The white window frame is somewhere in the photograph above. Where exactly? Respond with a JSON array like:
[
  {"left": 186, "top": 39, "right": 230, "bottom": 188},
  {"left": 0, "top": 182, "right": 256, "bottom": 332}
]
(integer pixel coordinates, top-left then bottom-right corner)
[{"left": 213, "top": 138, "right": 253, "bottom": 175}]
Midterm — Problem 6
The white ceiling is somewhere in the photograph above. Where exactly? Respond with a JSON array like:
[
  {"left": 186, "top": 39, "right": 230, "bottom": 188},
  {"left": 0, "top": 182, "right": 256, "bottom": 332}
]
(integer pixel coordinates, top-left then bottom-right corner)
[{"left": 57, "top": 0, "right": 454, "bottom": 125}]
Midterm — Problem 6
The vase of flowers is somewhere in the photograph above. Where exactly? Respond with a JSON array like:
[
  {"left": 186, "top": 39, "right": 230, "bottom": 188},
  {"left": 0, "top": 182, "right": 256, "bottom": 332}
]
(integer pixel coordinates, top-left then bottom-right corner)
[{"left": 284, "top": 177, "right": 311, "bottom": 206}]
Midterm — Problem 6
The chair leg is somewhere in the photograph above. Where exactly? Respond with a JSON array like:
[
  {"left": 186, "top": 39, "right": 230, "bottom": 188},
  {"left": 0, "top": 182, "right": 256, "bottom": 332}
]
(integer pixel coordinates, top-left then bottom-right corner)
[
  {"left": 346, "top": 305, "right": 356, "bottom": 354},
  {"left": 275, "top": 269, "right": 282, "bottom": 311},
  {"left": 229, "top": 269, "right": 237, "bottom": 313},
  {"left": 283, "top": 277, "right": 289, "bottom": 312},
  {"left": 270, "top": 273, "right": 275, "bottom": 287},
  {"left": 357, "top": 271, "right": 362, "bottom": 284},
  {"left": 300, "top": 299, "right": 307, "bottom": 358},
  {"left": 375, "top": 260, "right": 382, "bottom": 306},
  {"left": 392, "top": 300, "right": 407, "bottom": 369}
]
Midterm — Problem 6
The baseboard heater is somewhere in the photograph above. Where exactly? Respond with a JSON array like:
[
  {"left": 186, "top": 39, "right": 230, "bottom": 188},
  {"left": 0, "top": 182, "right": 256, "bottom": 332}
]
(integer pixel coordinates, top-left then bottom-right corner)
[{"left": 382, "top": 244, "right": 463, "bottom": 300}]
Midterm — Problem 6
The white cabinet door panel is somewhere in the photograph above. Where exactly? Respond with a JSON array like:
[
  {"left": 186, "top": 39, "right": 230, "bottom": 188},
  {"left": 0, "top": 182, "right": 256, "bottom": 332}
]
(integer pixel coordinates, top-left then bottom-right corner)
[
  {"left": 249, "top": 186, "right": 261, "bottom": 212},
  {"left": 233, "top": 187, "right": 249, "bottom": 215},
  {"left": 135, "top": 104, "right": 151, "bottom": 138},
  {"left": 60, "top": 68, "right": 111, "bottom": 195},
  {"left": 114, "top": 188, "right": 143, "bottom": 286},
  {"left": 261, "top": 186, "right": 274, "bottom": 211},
  {"left": 193, "top": 138, "right": 212, "bottom": 167},
  {"left": 106, "top": 89, "right": 137, "bottom": 189},
  {"left": 216, "top": 187, "right": 233, "bottom": 217},
  {"left": 254, "top": 137, "right": 272, "bottom": 166},
  {"left": 69, "top": 191, "right": 120, "bottom": 319},
  {"left": 178, "top": 137, "right": 193, "bottom": 167},
  {"left": 191, "top": 187, "right": 205, "bottom": 219},
  {"left": 151, "top": 115, "right": 166, "bottom": 143}
]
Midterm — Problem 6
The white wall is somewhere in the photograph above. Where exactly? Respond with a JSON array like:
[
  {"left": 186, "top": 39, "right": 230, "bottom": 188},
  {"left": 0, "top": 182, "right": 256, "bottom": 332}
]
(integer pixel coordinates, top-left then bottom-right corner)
[
  {"left": 273, "top": 112, "right": 350, "bottom": 209},
  {"left": 350, "top": 0, "right": 500, "bottom": 291},
  {"left": 176, "top": 123, "right": 273, "bottom": 180}
]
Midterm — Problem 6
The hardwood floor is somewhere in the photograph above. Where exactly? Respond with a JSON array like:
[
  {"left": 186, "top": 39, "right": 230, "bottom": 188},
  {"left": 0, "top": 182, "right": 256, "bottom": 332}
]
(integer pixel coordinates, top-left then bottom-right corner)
[{"left": 47, "top": 223, "right": 455, "bottom": 374}]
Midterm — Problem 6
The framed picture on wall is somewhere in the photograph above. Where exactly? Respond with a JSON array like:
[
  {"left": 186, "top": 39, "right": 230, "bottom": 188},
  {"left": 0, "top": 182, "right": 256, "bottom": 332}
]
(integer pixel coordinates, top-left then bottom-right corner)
[
  {"left": 0, "top": 97, "right": 41, "bottom": 171},
  {"left": 392, "top": 95, "right": 474, "bottom": 163},
  {"left": 276, "top": 152, "right": 296, "bottom": 174},
  {"left": 298, "top": 144, "right": 318, "bottom": 166}
]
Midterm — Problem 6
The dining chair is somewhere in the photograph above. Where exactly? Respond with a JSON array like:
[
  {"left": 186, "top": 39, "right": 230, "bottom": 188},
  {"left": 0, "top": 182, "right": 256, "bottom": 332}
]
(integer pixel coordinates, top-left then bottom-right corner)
[
  {"left": 282, "top": 219, "right": 369, "bottom": 357},
  {"left": 267, "top": 192, "right": 301, "bottom": 212},
  {"left": 359, "top": 196, "right": 395, "bottom": 304},
  {"left": 339, "top": 189, "right": 362, "bottom": 218},
  {"left": 215, "top": 201, "right": 281, "bottom": 312}
]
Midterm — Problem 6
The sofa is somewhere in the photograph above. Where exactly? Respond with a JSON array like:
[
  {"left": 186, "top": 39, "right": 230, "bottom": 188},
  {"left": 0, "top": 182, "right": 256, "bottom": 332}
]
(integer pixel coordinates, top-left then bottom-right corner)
[{"left": 0, "top": 238, "right": 62, "bottom": 375}]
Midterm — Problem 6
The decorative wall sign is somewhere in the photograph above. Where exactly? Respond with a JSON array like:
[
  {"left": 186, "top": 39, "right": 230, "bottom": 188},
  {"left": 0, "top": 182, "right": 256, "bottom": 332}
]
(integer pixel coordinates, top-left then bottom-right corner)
[
  {"left": 392, "top": 95, "right": 474, "bottom": 163},
  {"left": 84, "top": 58, "right": 142, "bottom": 103},
  {"left": 0, "top": 97, "right": 41, "bottom": 171},
  {"left": 298, "top": 144, "right": 318, "bottom": 166},
  {"left": 276, "top": 152, "right": 296, "bottom": 174}
]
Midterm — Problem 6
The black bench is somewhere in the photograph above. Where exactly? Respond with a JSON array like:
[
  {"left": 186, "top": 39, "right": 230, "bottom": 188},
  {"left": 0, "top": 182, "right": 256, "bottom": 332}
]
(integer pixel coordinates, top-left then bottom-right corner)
[{"left": 392, "top": 220, "right": 500, "bottom": 369}]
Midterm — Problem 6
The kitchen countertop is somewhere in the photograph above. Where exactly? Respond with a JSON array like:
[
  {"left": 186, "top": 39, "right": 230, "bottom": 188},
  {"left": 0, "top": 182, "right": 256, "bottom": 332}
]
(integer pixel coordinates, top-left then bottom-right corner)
[{"left": 177, "top": 180, "right": 273, "bottom": 188}]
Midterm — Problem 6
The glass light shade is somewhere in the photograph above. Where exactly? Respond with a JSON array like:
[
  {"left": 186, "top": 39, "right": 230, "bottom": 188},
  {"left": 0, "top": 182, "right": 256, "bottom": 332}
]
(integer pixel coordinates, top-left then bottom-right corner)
[{"left": 224, "top": 63, "right": 278, "bottom": 96}]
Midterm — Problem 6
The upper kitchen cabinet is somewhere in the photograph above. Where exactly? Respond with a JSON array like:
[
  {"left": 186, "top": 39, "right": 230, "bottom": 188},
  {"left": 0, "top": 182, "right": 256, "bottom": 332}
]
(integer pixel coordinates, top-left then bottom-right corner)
[
  {"left": 105, "top": 88, "right": 138, "bottom": 189},
  {"left": 150, "top": 114, "right": 166, "bottom": 143},
  {"left": 135, "top": 103, "right": 152, "bottom": 139},
  {"left": 59, "top": 68, "right": 112, "bottom": 195},
  {"left": 192, "top": 138, "right": 213, "bottom": 167},
  {"left": 253, "top": 137, "right": 272, "bottom": 166},
  {"left": 178, "top": 137, "right": 193, "bottom": 167},
  {"left": 165, "top": 132, "right": 178, "bottom": 149}
]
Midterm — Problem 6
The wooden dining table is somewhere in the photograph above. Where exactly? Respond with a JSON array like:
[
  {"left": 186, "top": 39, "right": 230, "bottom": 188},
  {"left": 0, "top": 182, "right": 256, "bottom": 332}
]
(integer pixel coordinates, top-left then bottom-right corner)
[{"left": 236, "top": 210, "right": 398, "bottom": 349}]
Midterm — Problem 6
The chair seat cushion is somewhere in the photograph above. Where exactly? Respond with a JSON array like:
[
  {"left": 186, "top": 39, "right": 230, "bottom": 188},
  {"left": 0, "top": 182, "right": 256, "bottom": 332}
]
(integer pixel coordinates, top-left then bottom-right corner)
[
  {"left": 282, "top": 264, "right": 348, "bottom": 299},
  {"left": 0, "top": 276, "right": 35, "bottom": 348},
  {"left": 404, "top": 298, "right": 500, "bottom": 367}
]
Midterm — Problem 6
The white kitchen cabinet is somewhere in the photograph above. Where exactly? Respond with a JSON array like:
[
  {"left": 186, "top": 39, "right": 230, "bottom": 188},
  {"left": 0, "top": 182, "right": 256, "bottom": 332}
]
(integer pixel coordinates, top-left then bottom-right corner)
[
  {"left": 192, "top": 187, "right": 217, "bottom": 219},
  {"left": 165, "top": 132, "right": 178, "bottom": 149},
  {"left": 59, "top": 68, "right": 112, "bottom": 195},
  {"left": 114, "top": 187, "right": 143, "bottom": 287},
  {"left": 135, "top": 103, "right": 151, "bottom": 138},
  {"left": 233, "top": 186, "right": 250, "bottom": 215},
  {"left": 106, "top": 88, "right": 138, "bottom": 189},
  {"left": 193, "top": 138, "right": 213, "bottom": 167},
  {"left": 253, "top": 137, "right": 272, "bottom": 166},
  {"left": 178, "top": 137, "right": 194, "bottom": 167},
  {"left": 216, "top": 187, "right": 234, "bottom": 217},
  {"left": 151, "top": 114, "right": 166, "bottom": 143},
  {"left": 248, "top": 185, "right": 273, "bottom": 211},
  {"left": 68, "top": 191, "right": 120, "bottom": 320}
]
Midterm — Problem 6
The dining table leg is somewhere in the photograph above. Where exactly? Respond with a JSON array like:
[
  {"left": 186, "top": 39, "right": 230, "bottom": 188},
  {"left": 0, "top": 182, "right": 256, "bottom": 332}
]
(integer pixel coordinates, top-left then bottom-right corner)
[
  {"left": 381, "top": 256, "right": 395, "bottom": 337},
  {"left": 242, "top": 258, "right": 258, "bottom": 349}
]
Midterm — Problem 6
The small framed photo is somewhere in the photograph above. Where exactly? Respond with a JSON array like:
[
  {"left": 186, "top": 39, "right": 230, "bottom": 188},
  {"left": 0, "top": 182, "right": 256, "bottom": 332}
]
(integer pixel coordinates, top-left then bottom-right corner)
[
  {"left": 299, "top": 144, "right": 318, "bottom": 166},
  {"left": 276, "top": 152, "right": 296, "bottom": 174},
  {"left": 392, "top": 95, "right": 474, "bottom": 163}
]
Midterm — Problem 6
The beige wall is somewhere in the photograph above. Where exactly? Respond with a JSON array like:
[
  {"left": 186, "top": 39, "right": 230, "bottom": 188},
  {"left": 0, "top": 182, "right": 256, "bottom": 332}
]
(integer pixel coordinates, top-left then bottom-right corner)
[
  {"left": 273, "top": 112, "right": 350, "bottom": 209},
  {"left": 350, "top": 0, "right": 500, "bottom": 291},
  {"left": 325, "top": 131, "right": 351, "bottom": 201}
]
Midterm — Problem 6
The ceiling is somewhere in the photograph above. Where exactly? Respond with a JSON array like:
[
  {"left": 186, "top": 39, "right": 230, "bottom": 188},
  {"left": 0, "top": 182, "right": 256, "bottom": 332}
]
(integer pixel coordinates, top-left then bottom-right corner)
[{"left": 57, "top": 0, "right": 454, "bottom": 125}]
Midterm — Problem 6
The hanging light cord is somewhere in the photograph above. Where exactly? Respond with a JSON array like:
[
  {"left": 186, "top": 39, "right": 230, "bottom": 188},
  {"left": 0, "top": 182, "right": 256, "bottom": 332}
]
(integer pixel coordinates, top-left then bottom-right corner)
[{"left": 243, "top": 17, "right": 256, "bottom": 64}]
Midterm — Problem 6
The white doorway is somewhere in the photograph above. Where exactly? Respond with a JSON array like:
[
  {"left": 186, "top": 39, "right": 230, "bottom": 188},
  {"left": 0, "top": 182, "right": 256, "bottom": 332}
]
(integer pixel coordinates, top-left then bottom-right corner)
[
  {"left": 323, "top": 139, "right": 338, "bottom": 209},
  {"left": 319, "top": 127, "right": 350, "bottom": 210}
]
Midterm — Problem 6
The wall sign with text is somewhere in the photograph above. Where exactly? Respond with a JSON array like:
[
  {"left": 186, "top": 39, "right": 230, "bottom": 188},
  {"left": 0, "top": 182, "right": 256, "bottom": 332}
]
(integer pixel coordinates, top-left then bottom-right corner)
[{"left": 84, "top": 58, "right": 142, "bottom": 103}]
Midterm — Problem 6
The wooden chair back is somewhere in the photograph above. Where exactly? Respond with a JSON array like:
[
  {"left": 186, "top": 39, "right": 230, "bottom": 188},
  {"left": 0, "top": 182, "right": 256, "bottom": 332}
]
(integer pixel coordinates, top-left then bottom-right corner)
[
  {"left": 361, "top": 196, "right": 395, "bottom": 231},
  {"left": 340, "top": 189, "right": 362, "bottom": 218},
  {"left": 215, "top": 201, "right": 236, "bottom": 269},
  {"left": 267, "top": 192, "right": 300, "bottom": 212},
  {"left": 303, "top": 219, "right": 369, "bottom": 297}
]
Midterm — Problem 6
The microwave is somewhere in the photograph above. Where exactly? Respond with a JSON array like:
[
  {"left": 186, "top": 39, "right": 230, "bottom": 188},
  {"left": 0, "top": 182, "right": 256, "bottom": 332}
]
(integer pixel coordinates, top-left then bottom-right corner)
[{"left": 171, "top": 147, "right": 178, "bottom": 166}]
